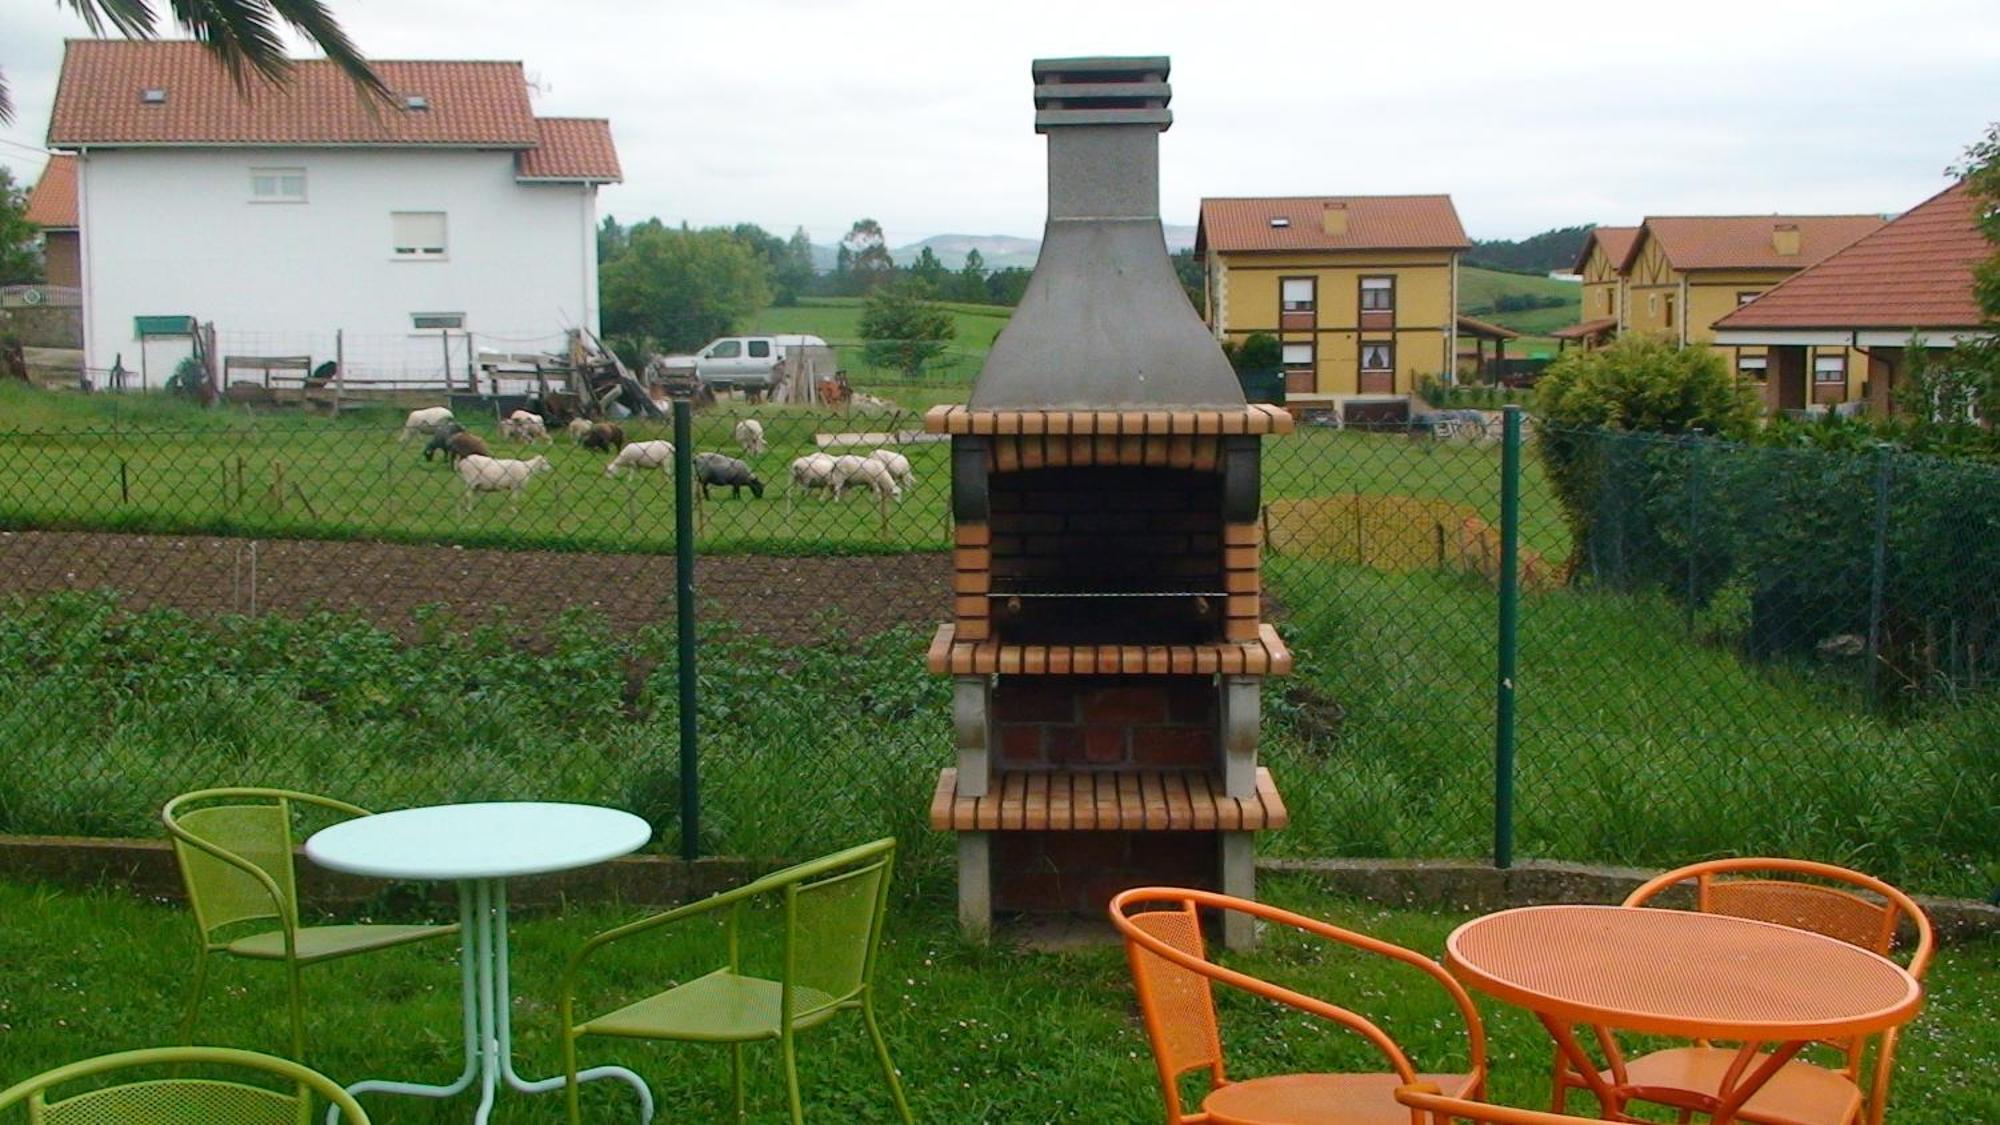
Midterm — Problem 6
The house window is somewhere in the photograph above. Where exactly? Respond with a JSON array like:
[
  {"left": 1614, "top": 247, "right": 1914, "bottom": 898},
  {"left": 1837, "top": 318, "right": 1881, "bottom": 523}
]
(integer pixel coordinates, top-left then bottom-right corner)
[
  {"left": 411, "top": 312, "right": 465, "bottom": 330},
  {"left": 1360, "top": 276, "right": 1395, "bottom": 312},
  {"left": 1281, "top": 342, "right": 1314, "bottom": 368},
  {"left": 250, "top": 167, "right": 306, "bottom": 202},
  {"left": 1815, "top": 355, "right": 1847, "bottom": 384},
  {"left": 1737, "top": 354, "right": 1768, "bottom": 379},
  {"left": 1737, "top": 291, "right": 1761, "bottom": 306},
  {"left": 1602, "top": 289, "right": 1615, "bottom": 313},
  {"left": 1360, "top": 341, "right": 1395, "bottom": 372},
  {"left": 1664, "top": 294, "right": 1677, "bottom": 329},
  {"left": 391, "top": 211, "right": 447, "bottom": 258},
  {"left": 1280, "top": 277, "right": 1315, "bottom": 313}
]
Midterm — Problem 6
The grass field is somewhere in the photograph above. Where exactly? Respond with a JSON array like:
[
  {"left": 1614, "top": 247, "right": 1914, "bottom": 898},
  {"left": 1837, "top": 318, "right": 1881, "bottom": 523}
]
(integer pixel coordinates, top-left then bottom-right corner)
[
  {"left": 1, "top": 876, "right": 1992, "bottom": 1123},
  {"left": 1457, "top": 266, "right": 1581, "bottom": 340}
]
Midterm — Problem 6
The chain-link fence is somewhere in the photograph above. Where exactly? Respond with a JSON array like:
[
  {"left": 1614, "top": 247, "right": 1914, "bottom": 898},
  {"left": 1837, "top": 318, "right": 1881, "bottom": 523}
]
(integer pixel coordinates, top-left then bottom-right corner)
[{"left": 0, "top": 397, "right": 1992, "bottom": 897}]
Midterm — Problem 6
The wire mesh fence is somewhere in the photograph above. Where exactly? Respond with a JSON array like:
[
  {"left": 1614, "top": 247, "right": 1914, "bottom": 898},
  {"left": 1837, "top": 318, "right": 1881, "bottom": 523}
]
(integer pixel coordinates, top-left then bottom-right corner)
[{"left": 0, "top": 396, "right": 1992, "bottom": 897}]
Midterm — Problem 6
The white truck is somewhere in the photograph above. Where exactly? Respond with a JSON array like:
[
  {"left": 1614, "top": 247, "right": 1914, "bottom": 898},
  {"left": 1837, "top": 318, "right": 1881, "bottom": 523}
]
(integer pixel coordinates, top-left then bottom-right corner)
[{"left": 693, "top": 334, "right": 838, "bottom": 400}]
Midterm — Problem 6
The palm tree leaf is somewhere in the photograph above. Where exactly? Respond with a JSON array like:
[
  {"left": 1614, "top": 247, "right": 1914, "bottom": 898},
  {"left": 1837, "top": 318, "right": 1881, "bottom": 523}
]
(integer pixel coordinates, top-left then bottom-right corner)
[
  {"left": 0, "top": 71, "right": 12, "bottom": 125},
  {"left": 58, "top": 0, "right": 391, "bottom": 106}
]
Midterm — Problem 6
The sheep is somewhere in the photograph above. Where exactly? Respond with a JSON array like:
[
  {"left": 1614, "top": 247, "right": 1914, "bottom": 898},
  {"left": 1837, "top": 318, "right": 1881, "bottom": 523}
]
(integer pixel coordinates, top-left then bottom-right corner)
[
  {"left": 867, "top": 448, "right": 915, "bottom": 488},
  {"left": 443, "top": 430, "right": 489, "bottom": 465},
  {"left": 398, "top": 406, "right": 455, "bottom": 444},
  {"left": 605, "top": 439, "right": 676, "bottom": 478},
  {"left": 694, "top": 452, "right": 764, "bottom": 499},
  {"left": 455, "top": 453, "right": 549, "bottom": 510},
  {"left": 733, "top": 418, "right": 766, "bottom": 458},
  {"left": 834, "top": 455, "right": 901, "bottom": 503},
  {"left": 580, "top": 421, "right": 626, "bottom": 453},
  {"left": 787, "top": 453, "right": 838, "bottom": 506},
  {"left": 421, "top": 420, "right": 467, "bottom": 462},
  {"left": 566, "top": 418, "right": 593, "bottom": 443},
  {"left": 499, "top": 409, "right": 551, "bottom": 444}
]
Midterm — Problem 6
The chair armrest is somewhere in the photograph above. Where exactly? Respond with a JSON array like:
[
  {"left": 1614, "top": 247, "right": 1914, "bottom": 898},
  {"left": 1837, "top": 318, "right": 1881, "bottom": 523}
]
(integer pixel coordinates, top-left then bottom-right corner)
[{"left": 558, "top": 881, "right": 765, "bottom": 1033}]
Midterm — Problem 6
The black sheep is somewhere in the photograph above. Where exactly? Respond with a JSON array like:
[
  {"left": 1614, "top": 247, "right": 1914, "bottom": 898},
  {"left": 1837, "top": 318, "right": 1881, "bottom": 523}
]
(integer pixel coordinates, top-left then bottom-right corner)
[
  {"left": 443, "top": 430, "right": 489, "bottom": 464},
  {"left": 694, "top": 452, "right": 764, "bottom": 499},
  {"left": 421, "top": 421, "right": 468, "bottom": 461},
  {"left": 581, "top": 422, "right": 625, "bottom": 452}
]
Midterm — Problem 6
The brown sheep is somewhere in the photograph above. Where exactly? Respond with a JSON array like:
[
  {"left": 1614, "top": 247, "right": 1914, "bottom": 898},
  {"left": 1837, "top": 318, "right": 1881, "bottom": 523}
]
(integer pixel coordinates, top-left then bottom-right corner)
[
  {"left": 445, "top": 430, "right": 489, "bottom": 465},
  {"left": 581, "top": 422, "right": 626, "bottom": 453}
]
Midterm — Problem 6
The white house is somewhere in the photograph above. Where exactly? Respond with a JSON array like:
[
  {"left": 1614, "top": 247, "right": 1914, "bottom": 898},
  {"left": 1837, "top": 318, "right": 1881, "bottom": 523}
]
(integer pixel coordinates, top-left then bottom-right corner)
[{"left": 45, "top": 39, "right": 620, "bottom": 387}]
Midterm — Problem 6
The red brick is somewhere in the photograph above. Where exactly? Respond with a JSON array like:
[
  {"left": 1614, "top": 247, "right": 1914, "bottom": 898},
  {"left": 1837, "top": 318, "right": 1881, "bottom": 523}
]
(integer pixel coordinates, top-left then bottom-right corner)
[
  {"left": 1166, "top": 681, "right": 1217, "bottom": 723},
  {"left": 1052, "top": 831, "right": 1129, "bottom": 870},
  {"left": 995, "top": 681, "right": 1075, "bottom": 723},
  {"left": 1132, "top": 728, "right": 1214, "bottom": 768},
  {"left": 1083, "top": 727, "right": 1128, "bottom": 764},
  {"left": 998, "top": 725, "right": 1045, "bottom": 766},
  {"left": 1044, "top": 726, "right": 1084, "bottom": 766},
  {"left": 1081, "top": 686, "right": 1168, "bottom": 725}
]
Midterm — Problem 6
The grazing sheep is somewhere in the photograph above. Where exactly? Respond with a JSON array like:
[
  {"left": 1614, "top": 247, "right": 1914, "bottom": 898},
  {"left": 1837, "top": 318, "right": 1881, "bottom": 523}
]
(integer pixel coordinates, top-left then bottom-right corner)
[
  {"left": 443, "top": 430, "right": 489, "bottom": 465},
  {"left": 605, "top": 439, "right": 676, "bottom": 478},
  {"left": 581, "top": 421, "right": 626, "bottom": 452},
  {"left": 694, "top": 452, "right": 764, "bottom": 499},
  {"left": 566, "top": 418, "right": 593, "bottom": 443},
  {"left": 500, "top": 410, "right": 551, "bottom": 444},
  {"left": 398, "top": 406, "right": 455, "bottom": 444},
  {"left": 421, "top": 420, "right": 467, "bottom": 462},
  {"left": 456, "top": 453, "right": 550, "bottom": 509},
  {"left": 867, "top": 448, "right": 915, "bottom": 488},
  {"left": 733, "top": 418, "right": 766, "bottom": 457},
  {"left": 787, "top": 453, "right": 838, "bottom": 505},
  {"left": 834, "top": 455, "right": 901, "bottom": 502}
]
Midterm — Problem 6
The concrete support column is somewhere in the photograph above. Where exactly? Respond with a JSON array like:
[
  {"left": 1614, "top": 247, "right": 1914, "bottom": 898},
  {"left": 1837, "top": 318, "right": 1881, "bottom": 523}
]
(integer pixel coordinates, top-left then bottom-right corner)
[
  {"left": 1220, "top": 675, "right": 1260, "bottom": 797},
  {"left": 1220, "top": 832, "right": 1257, "bottom": 951},
  {"left": 957, "top": 832, "right": 992, "bottom": 942},
  {"left": 954, "top": 675, "right": 990, "bottom": 797}
]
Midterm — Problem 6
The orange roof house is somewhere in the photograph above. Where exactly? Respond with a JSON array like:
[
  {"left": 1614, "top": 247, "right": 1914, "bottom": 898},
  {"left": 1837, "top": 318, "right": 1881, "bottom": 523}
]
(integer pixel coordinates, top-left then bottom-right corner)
[
  {"left": 23, "top": 155, "right": 78, "bottom": 230},
  {"left": 1196, "top": 195, "right": 1470, "bottom": 402},
  {"left": 1561, "top": 224, "right": 1640, "bottom": 344}
]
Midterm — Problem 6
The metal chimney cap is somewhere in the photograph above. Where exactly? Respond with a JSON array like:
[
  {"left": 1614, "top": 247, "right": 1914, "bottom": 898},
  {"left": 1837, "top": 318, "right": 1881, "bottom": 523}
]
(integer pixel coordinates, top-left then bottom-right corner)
[{"left": 1031, "top": 56, "right": 1172, "bottom": 133}]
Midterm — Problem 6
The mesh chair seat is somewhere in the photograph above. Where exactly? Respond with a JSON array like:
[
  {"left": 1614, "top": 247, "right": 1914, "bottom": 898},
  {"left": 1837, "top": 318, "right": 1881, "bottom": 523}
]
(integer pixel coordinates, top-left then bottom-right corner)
[
  {"left": 38, "top": 1079, "right": 301, "bottom": 1125},
  {"left": 1609, "top": 1046, "right": 1863, "bottom": 1125},
  {"left": 227, "top": 922, "right": 458, "bottom": 963},
  {"left": 1204, "top": 1070, "right": 1474, "bottom": 1125},
  {"left": 0, "top": 1047, "right": 369, "bottom": 1125},
  {"left": 579, "top": 968, "right": 843, "bottom": 1042}
]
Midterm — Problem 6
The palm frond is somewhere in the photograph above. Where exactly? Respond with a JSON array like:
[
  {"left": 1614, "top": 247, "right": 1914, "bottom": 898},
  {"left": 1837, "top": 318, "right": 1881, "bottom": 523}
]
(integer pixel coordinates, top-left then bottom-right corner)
[
  {"left": 0, "top": 70, "right": 12, "bottom": 126},
  {"left": 58, "top": 0, "right": 391, "bottom": 107}
]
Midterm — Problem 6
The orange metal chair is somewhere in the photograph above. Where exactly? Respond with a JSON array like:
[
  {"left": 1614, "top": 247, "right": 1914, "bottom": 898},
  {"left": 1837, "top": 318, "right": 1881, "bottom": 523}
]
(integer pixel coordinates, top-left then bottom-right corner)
[
  {"left": 1551, "top": 857, "right": 1934, "bottom": 1125},
  {"left": 1394, "top": 1082, "right": 1603, "bottom": 1124},
  {"left": 1110, "top": 887, "right": 1486, "bottom": 1125}
]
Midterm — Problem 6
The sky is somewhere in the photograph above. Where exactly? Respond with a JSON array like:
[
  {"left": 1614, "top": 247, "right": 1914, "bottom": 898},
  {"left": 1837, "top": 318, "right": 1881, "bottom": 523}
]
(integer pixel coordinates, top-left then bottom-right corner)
[{"left": 3, "top": 0, "right": 1997, "bottom": 248}]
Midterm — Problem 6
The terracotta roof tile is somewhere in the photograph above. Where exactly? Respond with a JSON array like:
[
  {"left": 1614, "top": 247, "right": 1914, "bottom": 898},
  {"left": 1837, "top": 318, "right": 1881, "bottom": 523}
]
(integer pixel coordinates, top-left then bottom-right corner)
[
  {"left": 1197, "top": 195, "right": 1469, "bottom": 253},
  {"left": 1622, "top": 213, "right": 1885, "bottom": 272},
  {"left": 1456, "top": 313, "right": 1519, "bottom": 340},
  {"left": 23, "top": 155, "right": 77, "bottom": 229},
  {"left": 1552, "top": 316, "right": 1618, "bottom": 340},
  {"left": 1715, "top": 182, "right": 1988, "bottom": 331},
  {"left": 47, "top": 39, "right": 539, "bottom": 147},
  {"left": 1572, "top": 225, "right": 1638, "bottom": 273},
  {"left": 516, "top": 118, "right": 621, "bottom": 182}
]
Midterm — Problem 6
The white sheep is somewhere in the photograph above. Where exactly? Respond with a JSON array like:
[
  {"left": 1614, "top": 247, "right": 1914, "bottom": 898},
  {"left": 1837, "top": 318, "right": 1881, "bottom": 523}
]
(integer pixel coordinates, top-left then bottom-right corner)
[
  {"left": 867, "top": 448, "right": 915, "bottom": 488},
  {"left": 786, "top": 453, "right": 837, "bottom": 507},
  {"left": 566, "top": 418, "right": 593, "bottom": 443},
  {"left": 733, "top": 418, "right": 766, "bottom": 457},
  {"left": 500, "top": 409, "right": 551, "bottom": 444},
  {"left": 836, "top": 455, "right": 902, "bottom": 503},
  {"left": 456, "top": 453, "right": 550, "bottom": 510},
  {"left": 605, "top": 439, "right": 676, "bottom": 478},
  {"left": 398, "top": 406, "right": 455, "bottom": 444}
]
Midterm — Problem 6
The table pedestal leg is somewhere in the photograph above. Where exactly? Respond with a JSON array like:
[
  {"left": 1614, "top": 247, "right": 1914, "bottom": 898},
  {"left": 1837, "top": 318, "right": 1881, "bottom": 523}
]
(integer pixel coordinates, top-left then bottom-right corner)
[{"left": 1538, "top": 1016, "right": 1645, "bottom": 1123}]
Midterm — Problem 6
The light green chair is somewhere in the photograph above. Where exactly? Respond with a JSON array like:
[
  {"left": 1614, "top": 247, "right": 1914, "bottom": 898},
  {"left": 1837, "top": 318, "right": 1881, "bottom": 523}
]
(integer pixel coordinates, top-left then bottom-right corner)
[
  {"left": 0, "top": 1045, "right": 370, "bottom": 1123},
  {"left": 162, "top": 788, "right": 458, "bottom": 1058},
  {"left": 558, "top": 837, "right": 912, "bottom": 1124}
]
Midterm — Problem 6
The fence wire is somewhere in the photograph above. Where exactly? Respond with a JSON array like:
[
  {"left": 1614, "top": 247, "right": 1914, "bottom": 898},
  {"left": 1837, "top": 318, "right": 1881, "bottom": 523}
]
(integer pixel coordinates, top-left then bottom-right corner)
[{"left": 0, "top": 398, "right": 1991, "bottom": 898}]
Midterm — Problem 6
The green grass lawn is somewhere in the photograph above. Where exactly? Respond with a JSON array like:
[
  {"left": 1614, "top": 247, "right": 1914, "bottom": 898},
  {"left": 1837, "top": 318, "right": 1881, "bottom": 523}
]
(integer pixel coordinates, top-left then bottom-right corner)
[
  {"left": 1458, "top": 267, "right": 1582, "bottom": 338},
  {"left": 747, "top": 298, "right": 1009, "bottom": 399},
  {"left": 1, "top": 876, "right": 1991, "bottom": 1123}
]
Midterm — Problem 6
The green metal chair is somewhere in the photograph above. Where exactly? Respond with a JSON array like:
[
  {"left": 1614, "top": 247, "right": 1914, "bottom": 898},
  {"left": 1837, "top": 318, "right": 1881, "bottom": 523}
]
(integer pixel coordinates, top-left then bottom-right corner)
[
  {"left": 558, "top": 837, "right": 911, "bottom": 1124},
  {"left": 162, "top": 788, "right": 459, "bottom": 1058},
  {"left": 0, "top": 1045, "right": 370, "bottom": 1124}
]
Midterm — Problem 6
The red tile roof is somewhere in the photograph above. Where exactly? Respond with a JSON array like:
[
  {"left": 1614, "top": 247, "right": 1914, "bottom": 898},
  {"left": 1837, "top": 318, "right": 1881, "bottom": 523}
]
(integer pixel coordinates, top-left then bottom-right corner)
[
  {"left": 1552, "top": 316, "right": 1619, "bottom": 340},
  {"left": 1571, "top": 225, "right": 1638, "bottom": 273},
  {"left": 1197, "top": 195, "right": 1470, "bottom": 253},
  {"left": 23, "top": 155, "right": 78, "bottom": 229},
  {"left": 516, "top": 118, "right": 621, "bottom": 183},
  {"left": 1715, "top": 182, "right": 1989, "bottom": 331},
  {"left": 48, "top": 39, "right": 541, "bottom": 146},
  {"left": 1456, "top": 313, "right": 1520, "bottom": 340},
  {"left": 1621, "top": 213, "right": 1885, "bottom": 273}
]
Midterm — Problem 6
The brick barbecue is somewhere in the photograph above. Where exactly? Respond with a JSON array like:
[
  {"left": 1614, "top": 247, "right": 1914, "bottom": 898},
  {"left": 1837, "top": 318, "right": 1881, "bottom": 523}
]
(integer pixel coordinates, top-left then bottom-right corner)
[{"left": 924, "top": 57, "right": 1292, "bottom": 949}]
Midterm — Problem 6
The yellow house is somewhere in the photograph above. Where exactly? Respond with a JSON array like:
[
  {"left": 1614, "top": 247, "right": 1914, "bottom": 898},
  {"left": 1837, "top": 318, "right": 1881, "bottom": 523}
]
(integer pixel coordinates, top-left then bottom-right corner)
[
  {"left": 1618, "top": 214, "right": 1885, "bottom": 402},
  {"left": 1555, "top": 225, "right": 1638, "bottom": 348},
  {"left": 1195, "top": 195, "right": 1468, "bottom": 403}
]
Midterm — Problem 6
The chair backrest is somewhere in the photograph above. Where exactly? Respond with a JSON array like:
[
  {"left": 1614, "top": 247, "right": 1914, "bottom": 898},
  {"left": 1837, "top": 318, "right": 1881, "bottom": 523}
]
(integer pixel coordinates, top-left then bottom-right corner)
[
  {"left": 1120, "top": 903, "right": 1225, "bottom": 1121},
  {"left": 0, "top": 1045, "right": 370, "bottom": 1124},
  {"left": 1395, "top": 1083, "right": 1599, "bottom": 1124},
  {"left": 776, "top": 838, "right": 897, "bottom": 1020},
  {"left": 162, "top": 789, "right": 369, "bottom": 942}
]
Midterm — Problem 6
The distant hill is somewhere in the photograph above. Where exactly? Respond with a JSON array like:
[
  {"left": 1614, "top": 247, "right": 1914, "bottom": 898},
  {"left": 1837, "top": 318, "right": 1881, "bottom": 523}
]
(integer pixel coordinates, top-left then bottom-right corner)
[
  {"left": 1459, "top": 265, "right": 1580, "bottom": 336},
  {"left": 890, "top": 234, "right": 1043, "bottom": 272},
  {"left": 1466, "top": 225, "right": 1593, "bottom": 275}
]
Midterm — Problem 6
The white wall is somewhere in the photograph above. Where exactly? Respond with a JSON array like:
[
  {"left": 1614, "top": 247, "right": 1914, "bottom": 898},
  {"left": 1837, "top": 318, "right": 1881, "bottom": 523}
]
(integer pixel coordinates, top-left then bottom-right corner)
[{"left": 77, "top": 146, "right": 598, "bottom": 382}]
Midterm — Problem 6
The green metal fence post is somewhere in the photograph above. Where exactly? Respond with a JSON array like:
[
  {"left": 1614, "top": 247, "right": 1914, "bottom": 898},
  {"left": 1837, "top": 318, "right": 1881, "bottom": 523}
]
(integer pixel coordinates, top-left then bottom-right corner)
[
  {"left": 673, "top": 398, "right": 700, "bottom": 860},
  {"left": 1865, "top": 443, "right": 1893, "bottom": 708},
  {"left": 1494, "top": 404, "right": 1522, "bottom": 869},
  {"left": 1685, "top": 434, "right": 1702, "bottom": 634}
]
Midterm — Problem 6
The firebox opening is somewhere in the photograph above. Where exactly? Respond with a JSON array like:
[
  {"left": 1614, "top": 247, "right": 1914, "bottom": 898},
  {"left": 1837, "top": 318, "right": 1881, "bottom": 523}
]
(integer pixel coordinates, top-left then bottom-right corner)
[{"left": 988, "top": 466, "right": 1224, "bottom": 645}]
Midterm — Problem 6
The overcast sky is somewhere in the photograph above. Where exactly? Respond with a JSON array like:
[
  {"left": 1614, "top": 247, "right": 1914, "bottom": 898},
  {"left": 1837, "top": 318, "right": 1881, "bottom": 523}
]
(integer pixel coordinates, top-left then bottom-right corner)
[{"left": 4, "top": 0, "right": 1996, "bottom": 246}]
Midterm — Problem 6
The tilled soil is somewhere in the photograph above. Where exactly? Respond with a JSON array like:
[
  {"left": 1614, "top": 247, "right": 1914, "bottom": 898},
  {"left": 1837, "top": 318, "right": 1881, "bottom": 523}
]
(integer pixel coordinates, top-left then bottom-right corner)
[{"left": 0, "top": 530, "right": 951, "bottom": 645}]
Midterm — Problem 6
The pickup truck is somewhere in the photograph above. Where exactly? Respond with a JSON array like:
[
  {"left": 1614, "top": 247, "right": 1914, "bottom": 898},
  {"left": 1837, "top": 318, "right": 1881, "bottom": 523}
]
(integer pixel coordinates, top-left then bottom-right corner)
[{"left": 694, "top": 335, "right": 835, "bottom": 395}]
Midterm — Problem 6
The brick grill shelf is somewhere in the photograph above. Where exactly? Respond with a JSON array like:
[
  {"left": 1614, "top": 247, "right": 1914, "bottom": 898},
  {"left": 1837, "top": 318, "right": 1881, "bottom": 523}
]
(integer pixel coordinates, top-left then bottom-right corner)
[
  {"left": 929, "top": 767, "right": 1289, "bottom": 832},
  {"left": 925, "top": 623, "right": 1293, "bottom": 677},
  {"left": 925, "top": 404, "right": 1295, "bottom": 436}
]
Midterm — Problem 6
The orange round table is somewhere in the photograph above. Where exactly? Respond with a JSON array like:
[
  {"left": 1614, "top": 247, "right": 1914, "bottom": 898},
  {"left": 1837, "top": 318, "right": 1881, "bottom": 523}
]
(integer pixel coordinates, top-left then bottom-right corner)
[{"left": 1445, "top": 905, "right": 1921, "bottom": 1123}]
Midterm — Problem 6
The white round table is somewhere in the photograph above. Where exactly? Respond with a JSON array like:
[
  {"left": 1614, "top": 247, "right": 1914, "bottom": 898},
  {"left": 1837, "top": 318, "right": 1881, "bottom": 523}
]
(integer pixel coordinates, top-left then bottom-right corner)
[{"left": 305, "top": 802, "right": 654, "bottom": 1124}]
